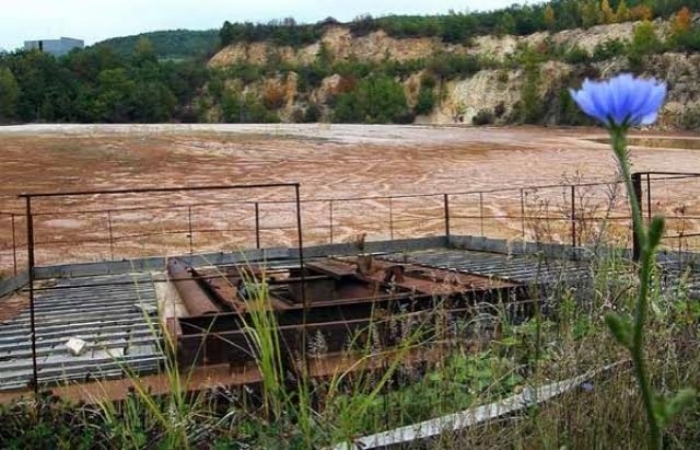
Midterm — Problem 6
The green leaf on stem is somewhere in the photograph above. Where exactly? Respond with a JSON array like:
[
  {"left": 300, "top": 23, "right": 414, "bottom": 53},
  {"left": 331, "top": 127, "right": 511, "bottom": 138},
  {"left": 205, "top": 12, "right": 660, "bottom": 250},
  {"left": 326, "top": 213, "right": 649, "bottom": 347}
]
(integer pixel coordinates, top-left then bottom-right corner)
[
  {"left": 648, "top": 215, "right": 666, "bottom": 249},
  {"left": 666, "top": 388, "right": 696, "bottom": 420},
  {"left": 605, "top": 313, "right": 633, "bottom": 349}
]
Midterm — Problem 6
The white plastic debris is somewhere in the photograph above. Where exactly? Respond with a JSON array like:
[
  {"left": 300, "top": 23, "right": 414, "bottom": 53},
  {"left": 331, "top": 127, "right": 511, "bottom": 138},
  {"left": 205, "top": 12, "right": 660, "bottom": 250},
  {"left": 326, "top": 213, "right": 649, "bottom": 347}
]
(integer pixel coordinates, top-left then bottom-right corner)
[{"left": 65, "top": 337, "right": 87, "bottom": 356}]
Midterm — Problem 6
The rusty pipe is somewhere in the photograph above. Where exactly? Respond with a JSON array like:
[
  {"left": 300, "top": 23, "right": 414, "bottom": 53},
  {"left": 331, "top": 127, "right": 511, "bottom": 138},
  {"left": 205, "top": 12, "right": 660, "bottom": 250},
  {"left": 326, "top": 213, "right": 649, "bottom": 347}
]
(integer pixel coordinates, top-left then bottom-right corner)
[{"left": 167, "top": 258, "right": 220, "bottom": 316}]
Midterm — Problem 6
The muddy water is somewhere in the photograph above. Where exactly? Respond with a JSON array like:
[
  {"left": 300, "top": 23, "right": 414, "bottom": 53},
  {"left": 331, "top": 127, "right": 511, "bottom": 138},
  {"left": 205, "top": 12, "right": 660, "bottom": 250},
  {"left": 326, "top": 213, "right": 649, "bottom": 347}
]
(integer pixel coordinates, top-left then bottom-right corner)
[{"left": 0, "top": 124, "right": 699, "bottom": 270}]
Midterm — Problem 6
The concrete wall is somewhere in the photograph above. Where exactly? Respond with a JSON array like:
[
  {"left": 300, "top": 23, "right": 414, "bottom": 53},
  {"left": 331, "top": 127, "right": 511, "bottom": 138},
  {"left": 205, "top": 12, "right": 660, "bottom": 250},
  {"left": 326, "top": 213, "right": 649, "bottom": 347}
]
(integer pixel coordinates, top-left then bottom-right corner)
[{"left": 24, "top": 37, "right": 84, "bottom": 57}]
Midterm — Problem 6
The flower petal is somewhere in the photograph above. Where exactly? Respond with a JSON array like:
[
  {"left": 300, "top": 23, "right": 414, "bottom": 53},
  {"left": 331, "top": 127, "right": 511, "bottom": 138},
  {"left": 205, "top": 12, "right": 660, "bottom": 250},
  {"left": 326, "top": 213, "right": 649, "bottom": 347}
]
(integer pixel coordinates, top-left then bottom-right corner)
[
  {"left": 633, "top": 82, "right": 666, "bottom": 125},
  {"left": 568, "top": 73, "right": 667, "bottom": 128},
  {"left": 570, "top": 87, "right": 601, "bottom": 121}
]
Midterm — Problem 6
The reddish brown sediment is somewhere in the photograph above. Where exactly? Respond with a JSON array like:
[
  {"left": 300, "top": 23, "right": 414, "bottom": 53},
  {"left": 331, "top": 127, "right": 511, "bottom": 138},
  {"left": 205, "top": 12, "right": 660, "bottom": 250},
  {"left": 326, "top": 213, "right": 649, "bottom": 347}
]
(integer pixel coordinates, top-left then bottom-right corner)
[{"left": 0, "top": 124, "right": 699, "bottom": 270}]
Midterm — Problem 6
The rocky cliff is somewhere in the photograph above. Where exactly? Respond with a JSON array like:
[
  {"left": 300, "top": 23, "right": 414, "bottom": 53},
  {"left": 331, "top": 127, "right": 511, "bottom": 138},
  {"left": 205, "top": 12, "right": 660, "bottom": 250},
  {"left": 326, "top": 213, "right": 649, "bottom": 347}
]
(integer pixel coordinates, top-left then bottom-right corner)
[{"left": 205, "top": 17, "right": 700, "bottom": 129}]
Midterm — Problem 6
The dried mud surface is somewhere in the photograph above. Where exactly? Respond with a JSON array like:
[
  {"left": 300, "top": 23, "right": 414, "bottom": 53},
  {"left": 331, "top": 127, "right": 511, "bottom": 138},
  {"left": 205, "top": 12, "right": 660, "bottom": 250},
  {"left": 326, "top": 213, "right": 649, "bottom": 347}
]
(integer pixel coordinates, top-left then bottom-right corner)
[{"left": 0, "top": 124, "right": 699, "bottom": 270}]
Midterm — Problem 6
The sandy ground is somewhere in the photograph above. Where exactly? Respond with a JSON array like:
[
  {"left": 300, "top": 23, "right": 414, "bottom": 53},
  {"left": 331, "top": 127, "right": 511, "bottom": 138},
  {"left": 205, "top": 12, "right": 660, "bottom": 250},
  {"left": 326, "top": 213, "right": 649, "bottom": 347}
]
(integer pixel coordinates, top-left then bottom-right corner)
[{"left": 1, "top": 124, "right": 699, "bottom": 272}]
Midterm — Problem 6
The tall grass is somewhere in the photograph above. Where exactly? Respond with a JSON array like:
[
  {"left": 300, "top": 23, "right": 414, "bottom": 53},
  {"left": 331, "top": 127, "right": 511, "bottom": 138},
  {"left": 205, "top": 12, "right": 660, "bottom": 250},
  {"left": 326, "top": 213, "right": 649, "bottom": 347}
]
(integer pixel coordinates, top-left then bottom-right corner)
[{"left": 1, "top": 234, "right": 699, "bottom": 448}]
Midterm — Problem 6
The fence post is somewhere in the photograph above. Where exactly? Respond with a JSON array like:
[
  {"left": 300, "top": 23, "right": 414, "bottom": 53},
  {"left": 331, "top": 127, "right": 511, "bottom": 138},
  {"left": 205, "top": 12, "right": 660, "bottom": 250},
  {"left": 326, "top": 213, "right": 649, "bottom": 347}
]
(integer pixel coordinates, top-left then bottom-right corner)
[
  {"left": 24, "top": 196, "right": 38, "bottom": 396},
  {"left": 443, "top": 194, "right": 450, "bottom": 242},
  {"left": 255, "top": 202, "right": 260, "bottom": 249},
  {"left": 570, "top": 185, "right": 576, "bottom": 250},
  {"left": 389, "top": 197, "right": 394, "bottom": 241},
  {"left": 187, "top": 206, "right": 193, "bottom": 254},
  {"left": 11, "top": 213, "right": 17, "bottom": 276},
  {"left": 329, "top": 200, "right": 334, "bottom": 244},
  {"left": 631, "top": 173, "right": 643, "bottom": 261},
  {"left": 479, "top": 192, "right": 485, "bottom": 236},
  {"left": 520, "top": 188, "right": 526, "bottom": 239},
  {"left": 107, "top": 210, "right": 114, "bottom": 260},
  {"left": 646, "top": 172, "right": 652, "bottom": 222}
]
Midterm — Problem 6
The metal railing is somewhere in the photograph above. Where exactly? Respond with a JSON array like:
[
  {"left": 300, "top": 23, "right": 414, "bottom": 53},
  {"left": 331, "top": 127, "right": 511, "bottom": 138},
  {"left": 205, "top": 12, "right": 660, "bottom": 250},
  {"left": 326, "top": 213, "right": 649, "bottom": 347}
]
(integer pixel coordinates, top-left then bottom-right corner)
[{"left": 1, "top": 172, "right": 700, "bottom": 274}]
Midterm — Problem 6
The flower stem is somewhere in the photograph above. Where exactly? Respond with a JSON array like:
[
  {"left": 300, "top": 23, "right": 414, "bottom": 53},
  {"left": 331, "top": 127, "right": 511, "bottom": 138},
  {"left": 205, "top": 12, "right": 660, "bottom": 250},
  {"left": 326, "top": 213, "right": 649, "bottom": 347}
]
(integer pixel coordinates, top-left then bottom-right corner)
[{"left": 611, "top": 129, "right": 662, "bottom": 449}]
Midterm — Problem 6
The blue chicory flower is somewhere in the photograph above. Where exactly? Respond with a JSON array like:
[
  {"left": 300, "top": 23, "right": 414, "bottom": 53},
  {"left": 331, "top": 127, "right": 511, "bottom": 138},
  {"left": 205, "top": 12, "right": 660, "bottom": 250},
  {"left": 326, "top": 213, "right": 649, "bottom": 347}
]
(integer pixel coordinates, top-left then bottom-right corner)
[{"left": 569, "top": 73, "right": 666, "bottom": 128}]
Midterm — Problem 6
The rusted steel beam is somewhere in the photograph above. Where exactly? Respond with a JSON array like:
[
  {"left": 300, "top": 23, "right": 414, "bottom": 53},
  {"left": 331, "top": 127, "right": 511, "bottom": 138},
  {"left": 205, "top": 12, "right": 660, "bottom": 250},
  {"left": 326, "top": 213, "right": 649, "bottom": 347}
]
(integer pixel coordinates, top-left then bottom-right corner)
[{"left": 167, "top": 258, "right": 220, "bottom": 316}]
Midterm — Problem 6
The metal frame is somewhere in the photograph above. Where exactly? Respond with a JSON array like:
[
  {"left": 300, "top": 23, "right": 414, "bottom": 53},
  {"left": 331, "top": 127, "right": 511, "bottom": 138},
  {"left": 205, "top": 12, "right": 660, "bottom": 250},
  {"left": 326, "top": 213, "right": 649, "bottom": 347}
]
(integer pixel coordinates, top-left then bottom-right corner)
[{"left": 19, "top": 182, "right": 305, "bottom": 396}]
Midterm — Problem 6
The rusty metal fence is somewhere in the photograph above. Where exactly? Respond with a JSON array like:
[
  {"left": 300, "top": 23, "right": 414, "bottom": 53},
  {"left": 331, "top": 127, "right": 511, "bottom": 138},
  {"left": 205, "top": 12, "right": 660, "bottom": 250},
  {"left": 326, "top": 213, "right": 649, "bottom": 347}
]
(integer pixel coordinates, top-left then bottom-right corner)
[{"left": 1, "top": 172, "right": 700, "bottom": 275}]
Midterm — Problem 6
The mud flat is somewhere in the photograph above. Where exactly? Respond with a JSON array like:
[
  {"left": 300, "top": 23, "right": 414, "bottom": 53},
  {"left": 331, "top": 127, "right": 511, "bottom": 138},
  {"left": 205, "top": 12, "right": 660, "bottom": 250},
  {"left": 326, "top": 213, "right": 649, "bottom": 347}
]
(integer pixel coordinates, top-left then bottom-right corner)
[{"left": 0, "top": 124, "right": 699, "bottom": 270}]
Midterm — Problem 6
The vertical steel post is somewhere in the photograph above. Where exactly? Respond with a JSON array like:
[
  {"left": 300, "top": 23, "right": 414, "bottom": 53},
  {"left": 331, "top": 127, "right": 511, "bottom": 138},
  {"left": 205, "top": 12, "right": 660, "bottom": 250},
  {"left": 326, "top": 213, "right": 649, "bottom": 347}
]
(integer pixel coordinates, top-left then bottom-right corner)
[
  {"left": 187, "top": 206, "right": 193, "bottom": 254},
  {"left": 107, "top": 210, "right": 114, "bottom": 260},
  {"left": 646, "top": 173, "right": 652, "bottom": 222},
  {"left": 328, "top": 200, "right": 334, "bottom": 244},
  {"left": 254, "top": 202, "right": 261, "bottom": 249},
  {"left": 570, "top": 185, "right": 576, "bottom": 249},
  {"left": 443, "top": 194, "right": 450, "bottom": 241},
  {"left": 632, "top": 173, "right": 643, "bottom": 261},
  {"left": 389, "top": 197, "right": 394, "bottom": 241},
  {"left": 11, "top": 213, "right": 17, "bottom": 276},
  {"left": 520, "top": 188, "right": 526, "bottom": 239},
  {"left": 294, "top": 184, "right": 308, "bottom": 377},
  {"left": 479, "top": 192, "right": 485, "bottom": 236},
  {"left": 25, "top": 196, "right": 38, "bottom": 395}
]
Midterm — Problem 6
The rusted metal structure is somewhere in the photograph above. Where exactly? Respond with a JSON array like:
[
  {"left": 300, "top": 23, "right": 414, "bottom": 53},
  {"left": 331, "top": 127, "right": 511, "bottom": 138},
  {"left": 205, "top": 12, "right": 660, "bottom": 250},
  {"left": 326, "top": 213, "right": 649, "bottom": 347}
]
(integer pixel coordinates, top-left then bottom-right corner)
[{"left": 165, "top": 255, "right": 526, "bottom": 371}]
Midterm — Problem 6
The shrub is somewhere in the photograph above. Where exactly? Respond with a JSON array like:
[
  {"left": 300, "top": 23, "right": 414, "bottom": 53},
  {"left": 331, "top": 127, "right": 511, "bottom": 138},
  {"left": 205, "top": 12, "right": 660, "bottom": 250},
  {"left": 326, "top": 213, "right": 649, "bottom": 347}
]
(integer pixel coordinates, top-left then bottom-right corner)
[
  {"left": 592, "top": 39, "right": 627, "bottom": 62},
  {"left": 494, "top": 101, "right": 506, "bottom": 118},
  {"left": 333, "top": 74, "right": 410, "bottom": 124},
  {"left": 414, "top": 75, "right": 437, "bottom": 116},
  {"left": 303, "top": 103, "right": 322, "bottom": 122},
  {"left": 681, "top": 104, "right": 700, "bottom": 130},
  {"left": 472, "top": 108, "right": 494, "bottom": 125},
  {"left": 262, "top": 82, "right": 286, "bottom": 110},
  {"left": 563, "top": 46, "right": 591, "bottom": 65}
]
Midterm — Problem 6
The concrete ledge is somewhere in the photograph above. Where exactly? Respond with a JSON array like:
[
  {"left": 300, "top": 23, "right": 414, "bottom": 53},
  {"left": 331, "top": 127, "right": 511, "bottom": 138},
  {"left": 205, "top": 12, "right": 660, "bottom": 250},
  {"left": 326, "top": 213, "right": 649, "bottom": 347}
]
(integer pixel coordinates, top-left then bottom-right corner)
[
  {"left": 0, "top": 273, "right": 28, "bottom": 297},
  {"left": 28, "top": 238, "right": 447, "bottom": 281},
  {"left": 292, "top": 236, "right": 447, "bottom": 259},
  {"left": 13, "top": 234, "right": 699, "bottom": 286}
]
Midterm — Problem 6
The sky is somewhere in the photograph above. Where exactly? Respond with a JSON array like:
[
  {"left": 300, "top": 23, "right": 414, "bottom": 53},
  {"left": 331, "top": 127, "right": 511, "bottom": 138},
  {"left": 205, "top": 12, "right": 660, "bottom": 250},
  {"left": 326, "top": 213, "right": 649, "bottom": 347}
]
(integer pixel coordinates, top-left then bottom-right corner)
[{"left": 0, "top": 0, "right": 521, "bottom": 51}]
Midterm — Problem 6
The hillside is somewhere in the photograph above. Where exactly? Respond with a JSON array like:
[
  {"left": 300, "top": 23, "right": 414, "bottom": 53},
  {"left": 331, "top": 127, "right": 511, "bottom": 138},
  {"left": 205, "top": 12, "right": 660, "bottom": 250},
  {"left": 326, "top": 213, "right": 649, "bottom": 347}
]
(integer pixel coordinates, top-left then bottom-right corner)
[
  {"left": 203, "top": 7, "right": 700, "bottom": 129},
  {"left": 2, "top": 0, "right": 700, "bottom": 127},
  {"left": 94, "top": 29, "right": 219, "bottom": 60}
]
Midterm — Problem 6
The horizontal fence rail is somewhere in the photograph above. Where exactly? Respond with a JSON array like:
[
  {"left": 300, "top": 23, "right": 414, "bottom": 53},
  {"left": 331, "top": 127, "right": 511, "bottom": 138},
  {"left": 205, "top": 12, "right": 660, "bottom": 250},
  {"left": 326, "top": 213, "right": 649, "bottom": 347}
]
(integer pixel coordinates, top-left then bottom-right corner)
[{"left": 0, "top": 172, "right": 699, "bottom": 273}]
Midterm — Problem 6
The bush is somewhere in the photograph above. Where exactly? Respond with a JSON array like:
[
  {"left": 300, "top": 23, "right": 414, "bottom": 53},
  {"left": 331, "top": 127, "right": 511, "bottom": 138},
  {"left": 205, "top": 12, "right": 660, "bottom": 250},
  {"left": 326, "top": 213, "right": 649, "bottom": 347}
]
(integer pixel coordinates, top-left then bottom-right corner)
[
  {"left": 303, "top": 103, "right": 322, "bottom": 122},
  {"left": 472, "top": 108, "right": 494, "bottom": 125},
  {"left": 681, "top": 105, "right": 700, "bottom": 130},
  {"left": 262, "top": 82, "right": 286, "bottom": 110},
  {"left": 592, "top": 39, "right": 627, "bottom": 62},
  {"left": 563, "top": 46, "right": 591, "bottom": 65},
  {"left": 414, "top": 75, "right": 437, "bottom": 116},
  {"left": 494, "top": 101, "right": 506, "bottom": 118},
  {"left": 333, "top": 74, "right": 410, "bottom": 124}
]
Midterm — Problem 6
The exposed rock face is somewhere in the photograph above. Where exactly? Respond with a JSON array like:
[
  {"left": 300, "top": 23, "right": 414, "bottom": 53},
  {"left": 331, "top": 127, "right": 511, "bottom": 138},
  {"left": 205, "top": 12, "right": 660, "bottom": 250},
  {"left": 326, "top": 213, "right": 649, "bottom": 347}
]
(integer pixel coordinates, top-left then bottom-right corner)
[{"left": 207, "top": 17, "right": 700, "bottom": 129}]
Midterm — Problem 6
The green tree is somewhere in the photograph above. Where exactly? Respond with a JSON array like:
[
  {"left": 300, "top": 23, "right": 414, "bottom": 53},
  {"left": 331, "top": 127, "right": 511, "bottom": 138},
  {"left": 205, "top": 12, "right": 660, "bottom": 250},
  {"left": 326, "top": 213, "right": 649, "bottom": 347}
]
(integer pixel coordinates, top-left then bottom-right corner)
[
  {"left": 415, "top": 75, "right": 436, "bottom": 116},
  {"left": 601, "top": 0, "right": 616, "bottom": 23},
  {"left": 616, "top": 0, "right": 630, "bottom": 22},
  {"left": 629, "top": 20, "right": 662, "bottom": 72},
  {"left": 335, "top": 74, "right": 411, "bottom": 124},
  {"left": 631, "top": 20, "right": 662, "bottom": 54},
  {"left": 519, "top": 48, "right": 542, "bottom": 124},
  {"left": 0, "top": 67, "right": 20, "bottom": 122},
  {"left": 496, "top": 12, "right": 517, "bottom": 36},
  {"left": 95, "top": 68, "right": 136, "bottom": 122},
  {"left": 580, "top": 0, "right": 602, "bottom": 28},
  {"left": 130, "top": 81, "right": 176, "bottom": 122},
  {"left": 543, "top": 5, "right": 556, "bottom": 31},
  {"left": 132, "top": 37, "right": 157, "bottom": 67}
]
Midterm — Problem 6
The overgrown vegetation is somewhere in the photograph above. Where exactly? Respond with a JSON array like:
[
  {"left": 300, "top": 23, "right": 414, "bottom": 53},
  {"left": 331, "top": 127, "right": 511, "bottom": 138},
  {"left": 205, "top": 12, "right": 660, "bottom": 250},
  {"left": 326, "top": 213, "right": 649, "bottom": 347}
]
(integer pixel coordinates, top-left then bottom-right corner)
[
  {"left": 95, "top": 30, "right": 219, "bottom": 60},
  {"left": 3, "top": 2, "right": 700, "bottom": 125},
  {"left": 2, "top": 240, "right": 700, "bottom": 448},
  {"left": 0, "top": 38, "right": 208, "bottom": 123}
]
